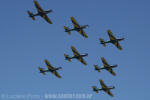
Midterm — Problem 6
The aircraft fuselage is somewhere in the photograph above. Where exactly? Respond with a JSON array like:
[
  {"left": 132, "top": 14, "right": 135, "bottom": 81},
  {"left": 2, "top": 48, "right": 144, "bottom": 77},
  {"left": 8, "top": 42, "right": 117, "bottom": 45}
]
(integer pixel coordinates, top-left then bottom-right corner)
[
  {"left": 101, "top": 64, "right": 118, "bottom": 69},
  {"left": 33, "top": 10, "right": 52, "bottom": 17},
  {"left": 68, "top": 25, "right": 88, "bottom": 31},
  {"left": 105, "top": 38, "right": 124, "bottom": 44},
  {"left": 71, "top": 53, "right": 88, "bottom": 59},
  {"left": 99, "top": 86, "right": 115, "bottom": 91},
  {"left": 40, "top": 67, "right": 61, "bottom": 73}
]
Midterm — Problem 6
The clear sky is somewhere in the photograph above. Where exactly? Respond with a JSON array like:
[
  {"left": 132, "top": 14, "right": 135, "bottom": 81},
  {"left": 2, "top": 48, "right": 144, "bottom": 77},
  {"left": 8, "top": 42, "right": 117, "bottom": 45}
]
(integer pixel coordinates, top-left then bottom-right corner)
[{"left": 0, "top": 0, "right": 150, "bottom": 100}]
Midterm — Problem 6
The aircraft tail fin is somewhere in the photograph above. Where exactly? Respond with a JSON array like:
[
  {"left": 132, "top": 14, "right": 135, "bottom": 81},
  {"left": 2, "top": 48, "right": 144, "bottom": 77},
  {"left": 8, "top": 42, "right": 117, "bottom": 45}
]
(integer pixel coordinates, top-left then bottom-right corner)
[
  {"left": 38, "top": 67, "right": 46, "bottom": 75},
  {"left": 99, "top": 38, "right": 106, "bottom": 47},
  {"left": 64, "top": 26, "right": 71, "bottom": 35},
  {"left": 94, "top": 65, "right": 100, "bottom": 72},
  {"left": 64, "top": 54, "right": 71, "bottom": 62},
  {"left": 27, "top": 10, "right": 35, "bottom": 20}
]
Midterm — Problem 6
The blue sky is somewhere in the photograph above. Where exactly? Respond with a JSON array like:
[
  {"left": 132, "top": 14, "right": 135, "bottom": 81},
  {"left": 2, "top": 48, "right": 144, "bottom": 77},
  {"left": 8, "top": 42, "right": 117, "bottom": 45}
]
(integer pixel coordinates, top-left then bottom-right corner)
[{"left": 0, "top": 0, "right": 150, "bottom": 100}]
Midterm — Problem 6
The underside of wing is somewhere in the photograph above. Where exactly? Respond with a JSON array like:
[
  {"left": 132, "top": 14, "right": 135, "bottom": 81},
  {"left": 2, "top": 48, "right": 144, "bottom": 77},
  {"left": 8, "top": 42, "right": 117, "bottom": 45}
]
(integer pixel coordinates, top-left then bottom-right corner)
[
  {"left": 42, "top": 15, "right": 52, "bottom": 24},
  {"left": 52, "top": 71, "right": 61, "bottom": 78},
  {"left": 34, "top": 0, "right": 44, "bottom": 13},
  {"left": 78, "top": 29, "right": 88, "bottom": 38},
  {"left": 113, "top": 42, "right": 123, "bottom": 50},
  {"left": 71, "top": 46, "right": 80, "bottom": 56},
  {"left": 105, "top": 90, "right": 114, "bottom": 97},
  {"left": 71, "top": 16, "right": 80, "bottom": 28},
  {"left": 107, "top": 68, "right": 116, "bottom": 76},
  {"left": 101, "top": 57, "right": 109, "bottom": 67},
  {"left": 45, "top": 59, "right": 54, "bottom": 70},
  {"left": 99, "top": 80, "right": 107, "bottom": 88},
  {"left": 107, "top": 29, "right": 116, "bottom": 41},
  {"left": 77, "top": 57, "right": 87, "bottom": 66}
]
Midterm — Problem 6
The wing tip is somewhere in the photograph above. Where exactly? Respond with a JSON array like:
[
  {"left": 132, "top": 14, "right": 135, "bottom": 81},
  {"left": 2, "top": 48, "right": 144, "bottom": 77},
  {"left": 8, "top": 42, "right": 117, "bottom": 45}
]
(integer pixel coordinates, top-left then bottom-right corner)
[
  {"left": 112, "top": 72, "right": 117, "bottom": 76},
  {"left": 70, "top": 16, "right": 74, "bottom": 19},
  {"left": 84, "top": 63, "right": 87, "bottom": 66},
  {"left": 70, "top": 45, "right": 75, "bottom": 49},
  {"left": 85, "top": 35, "right": 88, "bottom": 38},
  {"left": 58, "top": 76, "right": 62, "bottom": 78},
  {"left": 107, "top": 29, "right": 111, "bottom": 33},
  {"left": 48, "top": 21, "right": 53, "bottom": 24}
]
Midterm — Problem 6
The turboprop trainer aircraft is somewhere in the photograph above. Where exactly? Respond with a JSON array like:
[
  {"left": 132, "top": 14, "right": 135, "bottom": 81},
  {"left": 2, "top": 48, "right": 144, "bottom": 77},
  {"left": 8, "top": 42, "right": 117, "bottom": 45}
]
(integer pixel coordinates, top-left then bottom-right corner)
[
  {"left": 94, "top": 57, "right": 117, "bottom": 76},
  {"left": 38, "top": 59, "right": 62, "bottom": 78},
  {"left": 64, "top": 46, "right": 88, "bottom": 66},
  {"left": 27, "top": 0, "right": 53, "bottom": 24},
  {"left": 99, "top": 29, "right": 124, "bottom": 50},
  {"left": 64, "top": 16, "right": 88, "bottom": 38},
  {"left": 92, "top": 80, "right": 115, "bottom": 97}
]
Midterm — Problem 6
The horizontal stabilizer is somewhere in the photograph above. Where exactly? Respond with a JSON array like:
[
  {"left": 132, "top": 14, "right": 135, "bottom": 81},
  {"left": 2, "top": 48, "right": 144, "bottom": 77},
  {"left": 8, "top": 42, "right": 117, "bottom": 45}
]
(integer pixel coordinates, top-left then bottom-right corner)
[
  {"left": 92, "top": 86, "right": 99, "bottom": 93},
  {"left": 94, "top": 65, "right": 100, "bottom": 72},
  {"left": 64, "top": 54, "right": 71, "bottom": 62},
  {"left": 38, "top": 67, "right": 46, "bottom": 75},
  {"left": 64, "top": 26, "right": 71, "bottom": 35},
  {"left": 99, "top": 38, "right": 106, "bottom": 47},
  {"left": 27, "top": 10, "right": 35, "bottom": 20}
]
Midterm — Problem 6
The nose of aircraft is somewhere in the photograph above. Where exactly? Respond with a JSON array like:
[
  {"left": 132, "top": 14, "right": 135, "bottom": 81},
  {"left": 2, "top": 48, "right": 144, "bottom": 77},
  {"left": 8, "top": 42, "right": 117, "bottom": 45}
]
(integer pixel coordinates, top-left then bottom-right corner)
[
  {"left": 85, "top": 53, "right": 88, "bottom": 56},
  {"left": 86, "top": 25, "right": 89, "bottom": 28}
]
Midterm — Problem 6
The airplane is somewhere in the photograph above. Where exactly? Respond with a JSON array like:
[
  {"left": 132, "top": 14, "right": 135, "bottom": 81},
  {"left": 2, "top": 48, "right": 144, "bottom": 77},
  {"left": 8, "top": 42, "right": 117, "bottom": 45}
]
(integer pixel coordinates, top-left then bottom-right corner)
[
  {"left": 99, "top": 29, "right": 124, "bottom": 50},
  {"left": 64, "top": 46, "right": 88, "bottom": 66},
  {"left": 94, "top": 57, "right": 117, "bottom": 76},
  {"left": 92, "top": 79, "right": 115, "bottom": 97},
  {"left": 27, "top": 0, "right": 53, "bottom": 24},
  {"left": 38, "top": 59, "right": 62, "bottom": 78},
  {"left": 64, "top": 16, "right": 88, "bottom": 38}
]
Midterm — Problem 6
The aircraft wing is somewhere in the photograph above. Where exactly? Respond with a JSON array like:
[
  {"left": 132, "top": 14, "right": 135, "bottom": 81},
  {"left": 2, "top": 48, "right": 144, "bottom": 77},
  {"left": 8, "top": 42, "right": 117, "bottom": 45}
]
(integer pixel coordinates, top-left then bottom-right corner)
[
  {"left": 78, "top": 29, "right": 88, "bottom": 38},
  {"left": 71, "top": 16, "right": 80, "bottom": 28},
  {"left": 105, "top": 90, "right": 114, "bottom": 97},
  {"left": 52, "top": 71, "right": 61, "bottom": 78},
  {"left": 45, "top": 59, "right": 54, "bottom": 70},
  {"left": 41, "top": 14, "right": 52, "bottom": 24},
  {"left": 77, "top": 57, "right": 87, "bottom": 66},
  {"left": 101, "top": 57, "right": 109, "bottom": 67},
  {"left": 34, "top": 0, "right": 44, "bottom": 13},
  {"left": 71, "top": 46, "right": 80, "bottom": 56},
  {"left": 107, "top": 29, "right": 117, "bottom": 40},
  {"left": 99, "top": 80, "right": 107, "bottom": 88},
  {"left": 112, "top": 41, "right": 123, "bottom": 50},
  {"left": 106, "top": 68, "right": 116, "bottom": 76}
]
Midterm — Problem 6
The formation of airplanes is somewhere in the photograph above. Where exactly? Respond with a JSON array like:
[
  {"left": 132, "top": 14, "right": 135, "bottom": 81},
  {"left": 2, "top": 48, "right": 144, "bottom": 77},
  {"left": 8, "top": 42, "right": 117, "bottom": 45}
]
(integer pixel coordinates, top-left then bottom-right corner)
[{"left": 27, "top": 0, "right": 125, "bottom": 98}]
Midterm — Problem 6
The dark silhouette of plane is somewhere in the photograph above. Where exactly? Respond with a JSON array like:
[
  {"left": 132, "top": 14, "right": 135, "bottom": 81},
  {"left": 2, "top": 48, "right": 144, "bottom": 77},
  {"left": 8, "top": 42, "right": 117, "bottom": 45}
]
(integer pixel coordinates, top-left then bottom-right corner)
[
  {"left": 64, "top": 16, "right": 88, "bottom": 38},
  {"left": 27, "top": 0, "right": 53, "bottom": 24},
  {"left": 94, "top": 57, "right": 117, "bottom": 76},
  {"left": 64, "top": 46, "right": 88, "bottom": 66},
  {"left": 92, "top": 80, "right": 115, "bottom": 97},
  {"left": 38, "top": 59, "right": 62, "bottom": 78},
  {"left": 99, "top": 29, "right": 124, "bottom": 50}
]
